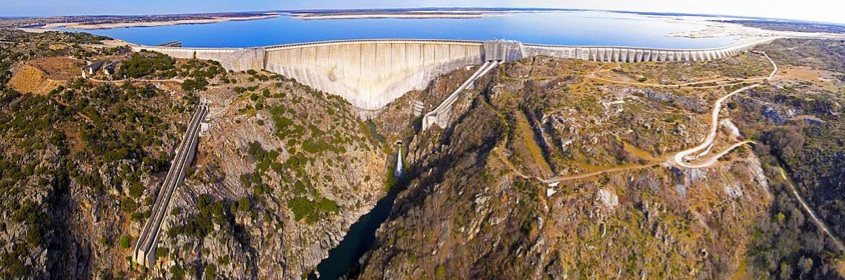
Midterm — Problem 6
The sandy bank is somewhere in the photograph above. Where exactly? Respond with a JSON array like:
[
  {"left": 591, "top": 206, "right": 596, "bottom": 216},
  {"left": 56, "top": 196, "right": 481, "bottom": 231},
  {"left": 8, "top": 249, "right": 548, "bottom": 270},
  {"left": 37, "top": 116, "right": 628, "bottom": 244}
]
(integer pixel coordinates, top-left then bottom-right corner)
[{"left": 668, "top": 17, "right": 845, "bottom": 40}]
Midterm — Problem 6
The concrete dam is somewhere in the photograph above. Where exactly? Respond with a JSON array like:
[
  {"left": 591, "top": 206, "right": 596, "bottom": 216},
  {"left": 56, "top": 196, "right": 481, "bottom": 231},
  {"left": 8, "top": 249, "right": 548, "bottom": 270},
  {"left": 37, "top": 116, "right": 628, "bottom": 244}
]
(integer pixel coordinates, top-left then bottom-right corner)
[{"left": 131, "top": 37, "right": 784, "bottom": 116}]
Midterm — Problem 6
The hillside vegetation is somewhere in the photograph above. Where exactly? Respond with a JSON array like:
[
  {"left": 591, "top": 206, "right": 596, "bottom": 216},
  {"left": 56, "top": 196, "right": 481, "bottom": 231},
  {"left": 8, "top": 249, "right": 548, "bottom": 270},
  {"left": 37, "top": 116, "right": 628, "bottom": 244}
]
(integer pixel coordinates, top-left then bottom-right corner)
[
  {"left": 0, "top": 29, "right": 389, "bottom": 279},
  {"left": 358, "top": 39, "right": 845, "bottom": 279}
]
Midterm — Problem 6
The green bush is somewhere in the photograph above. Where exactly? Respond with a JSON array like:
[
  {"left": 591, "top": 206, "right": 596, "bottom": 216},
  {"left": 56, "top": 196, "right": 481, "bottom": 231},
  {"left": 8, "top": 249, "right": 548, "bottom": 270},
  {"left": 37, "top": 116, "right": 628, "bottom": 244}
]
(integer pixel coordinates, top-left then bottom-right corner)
[
  {"left": 170, "top": 266, "right": 186, "bottom": 280},
  {"left": 181, "top": 77, "right": 208, "bottom": 92},
  {"left": 121, "top": 52, "right": 175, "bottom": 78},
  {"left": 288, "top": 195, "right": 339, "bottom": 224},
  {"left": 156, "top": 247, "right": 169, "bottom": 258},
  {"left": 119, "top": 235, "right": 131, "bottom": 249},
  {"left": 204, "top": 263, "right": 217, "bottom": 279},
  {"left": 128, "top": 182, "right": 144, "bottom": 198}
]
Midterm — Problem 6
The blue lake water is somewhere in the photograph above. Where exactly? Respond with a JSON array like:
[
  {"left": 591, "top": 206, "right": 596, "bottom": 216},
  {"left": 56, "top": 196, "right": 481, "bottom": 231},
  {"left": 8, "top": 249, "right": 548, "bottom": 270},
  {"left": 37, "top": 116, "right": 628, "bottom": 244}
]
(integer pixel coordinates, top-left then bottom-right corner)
[{"left": 61, "top": 11, "right": 740, "bottom": 49}]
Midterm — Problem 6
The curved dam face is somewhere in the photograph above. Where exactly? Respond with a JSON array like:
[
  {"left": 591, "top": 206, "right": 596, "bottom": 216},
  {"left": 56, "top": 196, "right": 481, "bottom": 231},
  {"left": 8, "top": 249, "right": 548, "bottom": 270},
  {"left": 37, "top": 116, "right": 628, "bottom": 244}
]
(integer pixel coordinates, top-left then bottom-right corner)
[
  {"left": 264, "top": 40, "right": 482, "bottom": 111},
  {"left": 133, "top": 40, "right": 482, "bottom": 111},
  {"left": 131, "top": 38, "right": 784, "bottom": 112}
]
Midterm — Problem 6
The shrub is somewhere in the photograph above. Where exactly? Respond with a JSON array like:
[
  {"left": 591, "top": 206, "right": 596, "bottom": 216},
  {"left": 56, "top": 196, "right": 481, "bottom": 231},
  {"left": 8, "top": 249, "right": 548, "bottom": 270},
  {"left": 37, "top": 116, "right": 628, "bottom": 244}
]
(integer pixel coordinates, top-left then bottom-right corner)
[
  {"left": 204, "top": 263, "right": 217, "bottom": 279},
  {"left": 128, "top": 182, "right": 144, "bottom": 198},
  {"left": 156, "top": 247, "right": 169, "bottom": 258},
  {"left": 119, "top": 235, "right": 131, "bottom": 249},
  {"left": 436, "top": 265, "right": 446, "bottom": 278},
  {"left": 121, "top": 52, "right": 175, "bottom": 78},
  {"left": 170, "top": 266, "right": 186, "bottom": 280},
  {"left": 181, "top": 77, "right": 208, "bottom": 92}
]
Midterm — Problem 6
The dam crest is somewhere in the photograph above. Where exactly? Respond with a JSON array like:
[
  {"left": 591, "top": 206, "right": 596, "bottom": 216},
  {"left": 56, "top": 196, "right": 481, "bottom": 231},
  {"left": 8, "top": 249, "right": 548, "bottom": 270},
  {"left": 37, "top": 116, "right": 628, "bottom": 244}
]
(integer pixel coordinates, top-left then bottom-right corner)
[{"left": 130, "top": 37, "right": 820, "bottom": 115}]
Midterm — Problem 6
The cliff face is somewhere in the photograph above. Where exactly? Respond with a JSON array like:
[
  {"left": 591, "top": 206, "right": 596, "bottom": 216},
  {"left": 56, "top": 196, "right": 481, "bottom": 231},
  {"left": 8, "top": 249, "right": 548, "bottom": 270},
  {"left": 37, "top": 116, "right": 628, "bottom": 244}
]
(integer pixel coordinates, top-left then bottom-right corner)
[
  {"left": 149, "top": 71, "right": 388, "bottom": 279},
  {"left": 358, "top": 40, "right": 845, "bottom": 279},
  {"left": 0, "top": 30, "right": 390, "bottom": 280}
]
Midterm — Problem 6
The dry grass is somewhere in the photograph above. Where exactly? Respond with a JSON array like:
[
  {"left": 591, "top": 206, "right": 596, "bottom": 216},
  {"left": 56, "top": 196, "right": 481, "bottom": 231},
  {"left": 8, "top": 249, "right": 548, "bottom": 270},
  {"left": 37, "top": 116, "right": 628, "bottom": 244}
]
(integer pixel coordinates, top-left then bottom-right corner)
[
  {"left": 514, "top": 112, "right": 553, "bottom": 176},
  {"left": 29, "top": 56, "right": 82, "bottom": 80},
  {"left": 776, "top": 65, "right": 839, "bottom": 92},
  {"left": 6, "top": 65, "right": 66, "bottom": 94},
  {"left": 836, "top": 260, "right": 845, "bottom": 278}
]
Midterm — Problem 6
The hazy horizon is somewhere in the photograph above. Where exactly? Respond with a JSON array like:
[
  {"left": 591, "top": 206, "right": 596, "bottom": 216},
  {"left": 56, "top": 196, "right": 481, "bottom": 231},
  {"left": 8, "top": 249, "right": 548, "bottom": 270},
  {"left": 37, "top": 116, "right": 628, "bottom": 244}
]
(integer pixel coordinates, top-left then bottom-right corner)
[{"left": 2, "top": 0, "right": 844, "bottom": 25}]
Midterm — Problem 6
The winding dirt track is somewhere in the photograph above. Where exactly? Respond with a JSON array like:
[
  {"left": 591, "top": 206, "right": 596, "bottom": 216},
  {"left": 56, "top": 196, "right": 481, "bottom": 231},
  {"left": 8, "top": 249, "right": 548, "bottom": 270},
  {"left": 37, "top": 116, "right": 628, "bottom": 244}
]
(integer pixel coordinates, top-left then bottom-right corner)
[
  {"left": 779, "top": 169, "right": 845, "bottom": 252},
  {"left": 672, "top": 51, "right": 777, "bottom": 169},
  {"left": 589, "top": 68, "right": 766, "bottom": 89},
  {"left": 522, "top": 48, "right": 845, "bottom": 252},
  {"left": 88, "top": 77, "right": 185, "bottom": 83},
  {"left": 539, "top": 51, "right": 776, "bottom": 183}
]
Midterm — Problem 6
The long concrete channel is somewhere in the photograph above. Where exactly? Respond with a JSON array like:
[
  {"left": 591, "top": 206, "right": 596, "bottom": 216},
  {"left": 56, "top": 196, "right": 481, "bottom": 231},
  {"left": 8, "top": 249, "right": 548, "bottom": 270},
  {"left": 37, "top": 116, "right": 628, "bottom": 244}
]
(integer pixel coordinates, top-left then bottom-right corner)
[
  {"left": 422, "top": 60, "right": 500, "bottom": 129},
  {"left": 133, "top": 104, "right": 208, "bottom": 267}
]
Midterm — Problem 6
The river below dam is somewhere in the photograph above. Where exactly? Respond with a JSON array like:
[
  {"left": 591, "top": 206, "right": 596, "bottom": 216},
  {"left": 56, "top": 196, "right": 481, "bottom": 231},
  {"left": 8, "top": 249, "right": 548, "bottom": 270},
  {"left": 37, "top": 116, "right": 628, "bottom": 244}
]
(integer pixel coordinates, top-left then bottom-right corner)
[
  {"left": 308, "top": 187, "right": 400, "bottom": 280},
  {"left": 60, "top": 10, "right": 741, "bottom": 49}
]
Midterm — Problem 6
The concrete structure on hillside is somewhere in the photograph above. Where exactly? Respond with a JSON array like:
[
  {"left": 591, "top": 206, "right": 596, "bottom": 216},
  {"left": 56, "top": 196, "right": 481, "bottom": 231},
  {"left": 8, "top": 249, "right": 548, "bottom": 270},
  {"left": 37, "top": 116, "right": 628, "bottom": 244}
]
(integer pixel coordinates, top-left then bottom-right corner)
[
  {"left": 422, "top": 60, "right": 501, "bottom": 129},
  {"left": 103, "top": 61, "right": 119, "bottom": 76},
  {"left": 521, "top": 39, "right": 775, "bottom": 62},
  {"left": 81, "top": 60, "right": 106, "bottom": 79},
  {"left": 156, "top": 41, "right": 182, "bottom": 47},
  {"left": 133, "top": 103, "right": 208, "bottom": 267},
  {"left": 131, "top": 36, "right": 835, "bottom": 126}
]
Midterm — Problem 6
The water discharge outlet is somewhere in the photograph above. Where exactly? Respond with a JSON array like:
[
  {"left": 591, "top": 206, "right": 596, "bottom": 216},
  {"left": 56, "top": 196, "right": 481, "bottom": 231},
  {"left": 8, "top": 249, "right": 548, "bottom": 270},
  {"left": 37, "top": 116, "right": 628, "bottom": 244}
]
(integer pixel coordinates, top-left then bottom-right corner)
[{"left": 394, "top": 141, "right": 403, "bottom": 178}]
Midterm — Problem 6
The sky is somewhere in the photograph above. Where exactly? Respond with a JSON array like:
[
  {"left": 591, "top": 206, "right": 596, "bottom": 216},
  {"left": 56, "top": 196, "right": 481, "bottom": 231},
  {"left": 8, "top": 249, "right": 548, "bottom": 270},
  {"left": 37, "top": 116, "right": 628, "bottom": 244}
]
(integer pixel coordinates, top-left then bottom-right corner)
[{"left": 3, "top": 0, "right": 844, "bottom": 25}]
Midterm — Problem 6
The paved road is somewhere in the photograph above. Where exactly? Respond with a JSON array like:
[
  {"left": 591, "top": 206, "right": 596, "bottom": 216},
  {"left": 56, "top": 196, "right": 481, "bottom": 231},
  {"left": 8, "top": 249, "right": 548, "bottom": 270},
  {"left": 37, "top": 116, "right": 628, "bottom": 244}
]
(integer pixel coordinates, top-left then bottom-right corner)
[{"left": 133, "top": 104, "right": 207, "bottom": 267}]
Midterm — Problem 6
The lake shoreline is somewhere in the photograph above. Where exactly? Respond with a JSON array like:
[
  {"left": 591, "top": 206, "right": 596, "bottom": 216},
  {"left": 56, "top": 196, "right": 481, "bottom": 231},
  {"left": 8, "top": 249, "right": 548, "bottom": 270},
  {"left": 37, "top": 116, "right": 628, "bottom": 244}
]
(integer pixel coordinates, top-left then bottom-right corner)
[
  {"left": 24, "top": 11, "right": 833, "bottom": 49},
  {"left": 37, "top": 14, "right": 279, "bottom": 30}
]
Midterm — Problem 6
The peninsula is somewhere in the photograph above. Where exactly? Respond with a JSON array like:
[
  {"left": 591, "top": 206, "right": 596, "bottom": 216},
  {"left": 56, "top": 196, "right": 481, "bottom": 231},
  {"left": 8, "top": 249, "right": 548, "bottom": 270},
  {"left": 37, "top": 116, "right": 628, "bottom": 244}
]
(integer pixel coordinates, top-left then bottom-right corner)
[{"left": 1, "top": 12, "right": 279, "bottom": 29}]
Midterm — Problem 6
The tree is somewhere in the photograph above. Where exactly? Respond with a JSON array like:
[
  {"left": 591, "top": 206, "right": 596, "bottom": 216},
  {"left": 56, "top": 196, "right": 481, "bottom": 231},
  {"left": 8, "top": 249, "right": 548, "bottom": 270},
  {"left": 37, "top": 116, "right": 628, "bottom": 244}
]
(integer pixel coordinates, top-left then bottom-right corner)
[
  {"left": 779, "top": 261, "right": 791, "bottom": 279},
  {"left": 798, "top": 256, "right": 813, "bottom": 278},
  {"left": 762, "top": 127, "right": 804, "bottom": 161}
]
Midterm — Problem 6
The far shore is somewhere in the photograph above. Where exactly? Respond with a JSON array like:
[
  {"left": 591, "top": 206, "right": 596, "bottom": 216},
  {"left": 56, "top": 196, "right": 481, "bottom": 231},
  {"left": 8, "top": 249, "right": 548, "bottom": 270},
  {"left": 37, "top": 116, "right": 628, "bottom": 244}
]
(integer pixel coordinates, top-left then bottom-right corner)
[
  {"left": 39, "top": 14, "right": 279, "bottom": 30},
  {"left": 667, "top": 17, "right": 844, "bottom": 41},
  {"left": 292, "top": 12, "right": 490, "bottom": 20}
]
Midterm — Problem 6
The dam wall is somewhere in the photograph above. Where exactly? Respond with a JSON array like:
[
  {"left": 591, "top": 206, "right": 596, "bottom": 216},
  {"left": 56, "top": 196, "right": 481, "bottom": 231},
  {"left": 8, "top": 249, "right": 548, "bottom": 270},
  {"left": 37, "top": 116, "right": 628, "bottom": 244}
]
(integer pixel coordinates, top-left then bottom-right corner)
[
  {"left": 522, "top": 38, "right": 776, "bottom": 63},
  {"left": 264, "top": 40, "right": 483, "bottom": 110},
  {"left": 131, "top": 38, "right": 784, "bottom": 112},
  {"left": 129, "top": 46, "right": 265, "bottom": 71}
]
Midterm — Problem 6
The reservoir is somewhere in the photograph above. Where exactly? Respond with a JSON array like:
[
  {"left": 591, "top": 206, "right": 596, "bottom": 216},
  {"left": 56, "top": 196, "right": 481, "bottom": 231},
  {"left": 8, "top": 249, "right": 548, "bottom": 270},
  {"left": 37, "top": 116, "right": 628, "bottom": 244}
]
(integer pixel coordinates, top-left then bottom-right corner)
[{"left": 61, "top": 11, "right": 740, "bottom": 49}]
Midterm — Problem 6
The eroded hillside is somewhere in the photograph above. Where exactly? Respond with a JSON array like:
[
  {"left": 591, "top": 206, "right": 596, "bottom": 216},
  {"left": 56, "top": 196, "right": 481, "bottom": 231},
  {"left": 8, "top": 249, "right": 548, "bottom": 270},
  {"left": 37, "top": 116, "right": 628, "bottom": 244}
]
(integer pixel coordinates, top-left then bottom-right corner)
[{"left": 359, "top": 39, "right": 845, "bottom": 279}]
